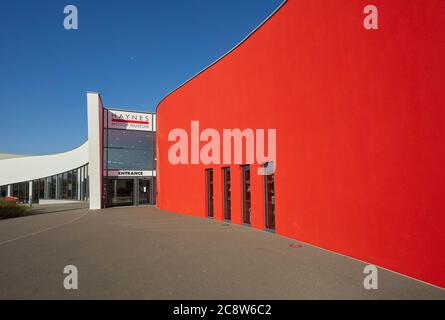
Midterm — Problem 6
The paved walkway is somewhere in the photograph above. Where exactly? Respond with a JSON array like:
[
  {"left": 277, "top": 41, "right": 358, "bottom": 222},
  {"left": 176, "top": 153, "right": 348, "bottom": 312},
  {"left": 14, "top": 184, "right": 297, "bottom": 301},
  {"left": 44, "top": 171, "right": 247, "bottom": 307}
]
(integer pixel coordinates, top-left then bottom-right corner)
[{"left": 0, "top": 205, "right": 443, "bottom": 299}]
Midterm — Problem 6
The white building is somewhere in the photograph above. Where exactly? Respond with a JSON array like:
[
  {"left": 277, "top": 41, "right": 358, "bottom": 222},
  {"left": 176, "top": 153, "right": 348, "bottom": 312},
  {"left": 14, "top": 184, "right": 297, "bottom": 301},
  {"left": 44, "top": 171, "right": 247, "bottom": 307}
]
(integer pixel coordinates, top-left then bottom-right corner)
[{"left": 0, "top": 92, "right": 156, "bottom": 210}]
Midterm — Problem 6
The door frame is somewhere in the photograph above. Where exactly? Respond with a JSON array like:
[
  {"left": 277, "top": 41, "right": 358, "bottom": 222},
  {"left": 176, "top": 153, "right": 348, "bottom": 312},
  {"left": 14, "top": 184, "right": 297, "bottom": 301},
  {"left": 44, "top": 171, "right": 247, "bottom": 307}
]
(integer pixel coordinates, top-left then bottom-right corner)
[
  {"left": 205, "top": 168, "right": 214, "bottom": 218},
  {"left": 241, "top": 164, "right": 251, "bottom": 226},
  {"left": 222, "top": 167, "right": 231, "bottom": 221},
  {"left": 263, "top": 162, "right": 275, "bottom": 232}
]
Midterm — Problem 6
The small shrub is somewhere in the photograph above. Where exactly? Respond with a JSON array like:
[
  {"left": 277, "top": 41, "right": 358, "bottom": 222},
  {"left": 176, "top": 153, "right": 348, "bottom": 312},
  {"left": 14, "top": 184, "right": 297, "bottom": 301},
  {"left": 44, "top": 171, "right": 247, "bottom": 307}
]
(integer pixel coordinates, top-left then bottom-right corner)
[{"left": 0, "top": 198, "right": 28, "bottom": 219}]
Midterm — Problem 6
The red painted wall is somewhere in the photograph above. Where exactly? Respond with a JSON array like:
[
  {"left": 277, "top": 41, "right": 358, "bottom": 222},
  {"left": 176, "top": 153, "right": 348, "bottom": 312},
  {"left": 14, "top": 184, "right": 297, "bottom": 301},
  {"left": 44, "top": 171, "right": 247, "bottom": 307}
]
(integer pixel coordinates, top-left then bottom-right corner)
[{"left": 156, "top": 0, "right": 445, "bottom": 288}]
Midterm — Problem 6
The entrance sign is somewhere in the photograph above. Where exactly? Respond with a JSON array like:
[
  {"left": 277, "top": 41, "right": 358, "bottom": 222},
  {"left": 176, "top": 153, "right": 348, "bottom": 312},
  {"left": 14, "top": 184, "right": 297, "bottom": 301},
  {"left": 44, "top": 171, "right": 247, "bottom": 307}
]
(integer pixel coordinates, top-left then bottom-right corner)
[{"left": 106, "top": 170, "right": 156, "bottom": 177}]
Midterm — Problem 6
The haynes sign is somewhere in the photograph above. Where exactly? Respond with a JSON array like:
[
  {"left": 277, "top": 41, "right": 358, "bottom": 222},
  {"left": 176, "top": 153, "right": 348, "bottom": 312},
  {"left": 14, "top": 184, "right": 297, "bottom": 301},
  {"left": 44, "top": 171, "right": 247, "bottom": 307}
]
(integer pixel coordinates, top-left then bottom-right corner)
[{"left": 107, "top": 109, "right": 155, "bottom": 132}]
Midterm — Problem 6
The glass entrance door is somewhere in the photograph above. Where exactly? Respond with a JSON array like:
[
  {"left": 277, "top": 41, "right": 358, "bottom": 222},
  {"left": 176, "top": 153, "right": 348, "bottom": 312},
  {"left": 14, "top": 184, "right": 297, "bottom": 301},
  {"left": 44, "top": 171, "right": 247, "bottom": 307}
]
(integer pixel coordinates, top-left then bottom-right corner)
[
  {"left": 138, "top": 179, "right": 151, "bottom": 205},
  {"left": 108, "top": 179, "right": 134, "bottom": 207}
]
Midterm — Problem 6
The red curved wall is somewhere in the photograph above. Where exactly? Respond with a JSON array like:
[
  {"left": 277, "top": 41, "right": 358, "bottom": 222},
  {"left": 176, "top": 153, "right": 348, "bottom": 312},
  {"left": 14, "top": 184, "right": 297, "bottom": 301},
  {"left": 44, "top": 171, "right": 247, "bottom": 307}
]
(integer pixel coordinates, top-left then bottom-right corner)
[{"left": 156, "top": 0, "right": 445, "bottom": 288}]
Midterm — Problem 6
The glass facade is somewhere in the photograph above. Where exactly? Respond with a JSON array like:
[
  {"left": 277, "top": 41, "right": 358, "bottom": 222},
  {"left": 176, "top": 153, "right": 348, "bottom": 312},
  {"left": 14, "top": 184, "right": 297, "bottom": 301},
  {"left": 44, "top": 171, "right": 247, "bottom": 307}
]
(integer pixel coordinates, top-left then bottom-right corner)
[
  {"left": 11, "top": 182, "right": 29, "bottom": 203},
  {"left": 0, "top": 185, "right": 7, "bottom": 197},
  {"left": 104, "top": 129, "right": 155, "bottom": 171},
  {"left": 102, "top": 109, "right": 156, "bottom": 208},
  {"left": 0, "top": 164, "right": 89, "bottom": 204}
]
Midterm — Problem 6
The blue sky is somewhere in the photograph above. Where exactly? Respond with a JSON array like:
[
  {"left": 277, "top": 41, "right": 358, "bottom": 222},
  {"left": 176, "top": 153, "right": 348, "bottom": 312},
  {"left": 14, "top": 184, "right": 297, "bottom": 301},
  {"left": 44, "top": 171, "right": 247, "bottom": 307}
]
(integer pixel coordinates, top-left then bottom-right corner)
[{"left": 0, "top": 0, "right": 282, "bottom": 155}]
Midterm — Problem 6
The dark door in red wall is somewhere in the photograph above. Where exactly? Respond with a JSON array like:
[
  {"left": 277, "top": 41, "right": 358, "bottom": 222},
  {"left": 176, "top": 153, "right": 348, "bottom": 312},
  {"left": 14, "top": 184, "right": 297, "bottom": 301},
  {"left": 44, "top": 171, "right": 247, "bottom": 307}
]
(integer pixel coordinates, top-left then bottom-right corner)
[
  {"left": 206, "top": 169, "right": 214, "bottom": 217},
  {"left": 264, "top": 163, "right": 275, "bottom": 230},
  {"left": 241, "top": 165, "right": 251, "bottom": 225},
  {"left": 222, "top": 167, "right": 231, "bottom": 221}
]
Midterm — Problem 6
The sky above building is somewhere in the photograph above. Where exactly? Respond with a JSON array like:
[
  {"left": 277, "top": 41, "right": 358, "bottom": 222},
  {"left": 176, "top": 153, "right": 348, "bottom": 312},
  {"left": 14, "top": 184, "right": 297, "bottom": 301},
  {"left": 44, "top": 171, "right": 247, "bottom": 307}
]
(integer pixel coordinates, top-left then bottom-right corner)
[{"left": 0, "top": 0, "right": 282, "bottom": 155}]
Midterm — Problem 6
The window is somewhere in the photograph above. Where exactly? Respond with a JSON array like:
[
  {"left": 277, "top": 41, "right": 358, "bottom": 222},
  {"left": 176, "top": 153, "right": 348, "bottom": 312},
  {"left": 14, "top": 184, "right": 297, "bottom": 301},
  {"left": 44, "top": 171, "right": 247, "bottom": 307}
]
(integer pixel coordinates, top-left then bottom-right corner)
[
  {"left": 107, "top": 129, "right": 154, "bottom": 150},
  {"left": 39, "top": 179, "right": 45, "bottom": 199},
  {"left": 103, "top": 129, "right": 155, "bottom": 171},
  {"left": 32, "top": 180, "right": 40, "bottom": 204},
  {"left": 12, "top": 184, "right": 19, "bottom": 198},
  {"left": 83, "top": 164, "right": 89, "bottom": 201},
  {"left": 0, "top": 185, "right": 7, "bottom": 197},
  {"left": 67, "top": 171, "right": 73, "bottom": 199},
  {"left": 4, "top": 165, "right": 87, "bottom": 203},
  {"left": 12, "top": 182, "right": 29, "bottom": 203},
  {"left": 106, "top": 148, "right": 153, "bottom": 171},
  {"left": 80, "top": 164, "right": 89, "bottom": 201},
  {"left": 72, "top": 169, "right": 78, "bottom": 200},
  {"left": 48, "top": 175, "right": 56, "bottom": 199},
  {"left": 57, "top": 173, "right": 64, "bottom": 199}
]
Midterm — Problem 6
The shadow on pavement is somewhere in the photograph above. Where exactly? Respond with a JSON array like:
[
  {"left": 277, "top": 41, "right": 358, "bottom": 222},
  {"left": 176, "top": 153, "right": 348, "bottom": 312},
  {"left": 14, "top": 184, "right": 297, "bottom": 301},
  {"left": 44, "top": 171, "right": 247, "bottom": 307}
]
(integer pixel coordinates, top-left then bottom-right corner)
[{"left": 22, "top": 203, "right": 89, "bottom": 217}]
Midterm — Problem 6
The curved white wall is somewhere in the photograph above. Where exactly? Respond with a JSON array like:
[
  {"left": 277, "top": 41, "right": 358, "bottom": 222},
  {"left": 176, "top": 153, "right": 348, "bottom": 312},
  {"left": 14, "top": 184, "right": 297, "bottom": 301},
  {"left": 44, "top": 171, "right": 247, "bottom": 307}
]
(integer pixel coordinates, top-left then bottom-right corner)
[{"left": 0, "top": 142, "right": 89, "bottom": 186}]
